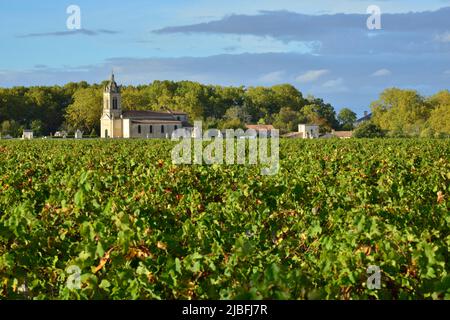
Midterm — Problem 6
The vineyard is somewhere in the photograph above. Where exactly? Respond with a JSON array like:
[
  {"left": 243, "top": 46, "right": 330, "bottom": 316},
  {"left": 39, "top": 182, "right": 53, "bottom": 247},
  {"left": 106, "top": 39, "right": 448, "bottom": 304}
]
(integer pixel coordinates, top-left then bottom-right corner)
[{"left": 0, "top": 139, "right": 449, "bottom": 300}]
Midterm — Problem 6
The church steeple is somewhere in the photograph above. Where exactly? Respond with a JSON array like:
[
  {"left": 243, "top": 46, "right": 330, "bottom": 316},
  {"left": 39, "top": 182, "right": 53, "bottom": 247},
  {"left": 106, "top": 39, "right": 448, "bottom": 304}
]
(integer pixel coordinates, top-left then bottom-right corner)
[
  {"left": 103, "top": 72, "right": 122, "bottom": 118},
  {"left": 105, "top": 71, "right": 120, "bottom": 94}
]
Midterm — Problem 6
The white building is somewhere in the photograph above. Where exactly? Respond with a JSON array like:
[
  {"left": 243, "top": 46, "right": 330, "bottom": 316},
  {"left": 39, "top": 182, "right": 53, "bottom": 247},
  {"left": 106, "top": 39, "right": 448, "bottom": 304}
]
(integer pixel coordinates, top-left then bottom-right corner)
[
  {"left": 100, "top": 73, "right": 191, "bottom": 139},
  {"left": 75, "top": 130, "right": 83, "bottom": 139},
  {"left": 298, "top": 124, "right": 320, "bottom": 139},
  {"left": 54, "top": 131, "right": 68, "bottom": 138},
  {"left": 22, "top": 130, "right": 33, "bottom": 140}
]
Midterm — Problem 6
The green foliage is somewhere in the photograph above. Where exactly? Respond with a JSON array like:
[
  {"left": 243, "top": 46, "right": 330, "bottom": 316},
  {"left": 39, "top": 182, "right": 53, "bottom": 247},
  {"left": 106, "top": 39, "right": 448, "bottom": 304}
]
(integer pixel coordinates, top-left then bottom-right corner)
[
  {"left": 353, "top": 122, "right": 385, "bottom": 138},
  {"left": 338, "top": 108, "right": 357, "bottom": 131},
  {"left": 1, "top": 120, "right": 22, "bottom": 138},
  {"left": 219, "top": 118, "right": 246, "bottom": 130},
  {"left": 30, "top": 120, "right": 44, "bottom": 137},
  {"left": 0, "top": 81, "right": 337, "bottom": 136},
  {"left": 301, "top": 96, "right": 339, "bottom": 133},
  {"left": 65, "top": 87, "right": 103, "bottom": 134},
  {"left": 272, "top": 107, "right": 301, "bottom": 134},
  {"left": 426, "top": 91, "right": 450, "bottom": 137},
  {"left": 0, "top": 139, "right": 448, "bottom": 300},
  {"left": 89, "top": 129, "right": 98, "bottom": 138},
  {"left": 1, "top": 82, "right": 448, "bottom": 139},
  {"left": 370, "top": 88, "right": 450, "bottom": 137}
]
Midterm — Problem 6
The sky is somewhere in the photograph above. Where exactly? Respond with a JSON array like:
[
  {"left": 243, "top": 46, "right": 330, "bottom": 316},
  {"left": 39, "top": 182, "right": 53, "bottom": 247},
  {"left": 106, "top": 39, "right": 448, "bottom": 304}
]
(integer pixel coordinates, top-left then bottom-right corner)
[{"left": 1, "top": 0, "right": 450, "bottom": 116}]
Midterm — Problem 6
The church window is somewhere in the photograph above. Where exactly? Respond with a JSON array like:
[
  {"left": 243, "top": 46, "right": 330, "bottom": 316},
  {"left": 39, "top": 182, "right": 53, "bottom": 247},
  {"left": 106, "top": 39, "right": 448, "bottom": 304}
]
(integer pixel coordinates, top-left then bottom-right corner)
[
  {"left": 138, "top": 125, "right": 142, "bottom": 134},
  {"left": 150, "top": 125, "right": 153, "bottom": 134},
  {"left": 113, "top": 97, "right": 118, "bottom": 110},
  {"left": 161, "top": 125, "right": 165, "bottom": 133},
  {"left": 174, "top": 125, "right": 178, "bottom": 130}
]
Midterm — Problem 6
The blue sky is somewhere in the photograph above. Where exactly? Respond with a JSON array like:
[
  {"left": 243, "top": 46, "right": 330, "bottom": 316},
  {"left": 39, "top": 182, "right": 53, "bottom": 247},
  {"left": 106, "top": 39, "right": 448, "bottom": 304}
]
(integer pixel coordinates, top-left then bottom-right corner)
[{"left": 1, "top": 0, "right": 450, "bottom": 115}]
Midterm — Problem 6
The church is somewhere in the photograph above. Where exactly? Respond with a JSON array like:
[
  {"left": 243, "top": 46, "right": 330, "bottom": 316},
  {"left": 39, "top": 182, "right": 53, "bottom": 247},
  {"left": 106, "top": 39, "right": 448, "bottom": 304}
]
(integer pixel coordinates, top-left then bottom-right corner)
[{"left": 100, "top": 73, "right": 192, "bottom": 138}]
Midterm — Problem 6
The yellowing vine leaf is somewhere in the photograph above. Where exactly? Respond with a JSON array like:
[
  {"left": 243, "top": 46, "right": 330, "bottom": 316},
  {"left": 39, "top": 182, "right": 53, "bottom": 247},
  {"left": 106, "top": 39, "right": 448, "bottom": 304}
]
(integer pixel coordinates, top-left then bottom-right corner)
[
  {"left": 157, "top": 241, "right": 167, "bottom": 250},
  {"left": 93, "top": 247, "right": 115, "bottom": 274}
]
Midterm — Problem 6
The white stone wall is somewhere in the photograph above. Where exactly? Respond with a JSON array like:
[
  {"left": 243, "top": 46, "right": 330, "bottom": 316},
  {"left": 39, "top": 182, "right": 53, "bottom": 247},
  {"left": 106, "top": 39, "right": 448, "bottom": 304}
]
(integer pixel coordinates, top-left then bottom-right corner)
[
  {"left": 112, "top": 119, "right": 123, "bottom": 138},
  {"left": 123, "top": 119, "right": 131, "bottom": 138},
  {"left": 298, "top": 124, "right": 320, "bottom": 139},
  {"left": 100, "top": 118, "right": 111, "bottom": 138},
  {"left": 130, "top": 123, "right": 181, "bottom": 138}
]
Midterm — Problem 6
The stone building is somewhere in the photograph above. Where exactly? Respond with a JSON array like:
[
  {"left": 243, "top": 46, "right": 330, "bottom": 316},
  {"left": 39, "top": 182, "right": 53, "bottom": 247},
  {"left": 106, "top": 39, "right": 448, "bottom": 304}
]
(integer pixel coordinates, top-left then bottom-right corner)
[
  {"left": 100, "top": 73, "right": 191, "bottom": 138},
  {"left": 298, "top": 124, "right": 320, "bottom": 139}
]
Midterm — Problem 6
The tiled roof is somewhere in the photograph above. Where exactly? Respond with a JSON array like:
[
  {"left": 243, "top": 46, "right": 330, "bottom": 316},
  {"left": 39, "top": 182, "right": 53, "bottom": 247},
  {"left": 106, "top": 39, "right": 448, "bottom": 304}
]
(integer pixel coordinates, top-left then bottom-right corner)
[
  {"left": 355, "top": 113, "right": 372, "bottom": 123},
  {"left": 283, "top": 132, "right": 304, "bottom": 138},
  {"left": 245, "top": 124, "right": 275, "bottom": 131},
  {"left": 131, "top": 120, "right": 182, "bottom": 125},
  {"left": 122, "top": 110, "right": 178, "bottom": 120},
  {"left": 333, "top": 131, "right": 353, "bottom": 138}
]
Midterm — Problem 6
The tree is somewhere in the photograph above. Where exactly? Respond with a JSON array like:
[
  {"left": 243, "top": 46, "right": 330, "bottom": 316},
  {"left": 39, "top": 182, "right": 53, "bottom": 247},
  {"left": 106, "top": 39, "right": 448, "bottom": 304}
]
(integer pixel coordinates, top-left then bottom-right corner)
[
  {"left": 427, "top": 104, "right": 450, "bottom": 137},
  {"left": 219, "top": 118, "right": 245, "bottom": 130},
  {"left": 425, "top": 90, "right": 450, "bottom": 137},
  {"left": 1, "top": 120, "right": 21, "bottom": 137},
  {"left": 270, "top": 84, "right": 305, "bottom": 112},
  {"left": 426, "top": 90, "right": 450, "bottom": 109},
  {"left": 272, "top": 107, "right": 301, "bottom": 134},
  {"left": 300, "top": 96, "right": 339, "bottom": 132},
  {"left": 223, "top": 106, "right": 251, "bottom": 123},
  {"left": 31, "top": 120, "right": 44, "bottom": 137},
  {"left": 353, "top": 121, "right": 385, "bottom": 138},
  {"left": 244, "top": 87, "right": 276, "bottom": 121},
  {"left": 371, "top": 88, "right": 429, "bottom": 137},
  {"left": 337, "top": 108, "right": 357, "bottom": 130},
  {"left": 89, "top": 128, "right": 98, "bottom": 138},
  {"left": 121, "top": 86, "right": 151, "bottom": 111},
  {"left": 206, "top": 85, "right": 245, "bottom": 119},
  {"left": 1, "top": 121, "right": 12, "bottom": 136},
  {"left": 65, "top": 87, "right": 102, "bottom": 134}
]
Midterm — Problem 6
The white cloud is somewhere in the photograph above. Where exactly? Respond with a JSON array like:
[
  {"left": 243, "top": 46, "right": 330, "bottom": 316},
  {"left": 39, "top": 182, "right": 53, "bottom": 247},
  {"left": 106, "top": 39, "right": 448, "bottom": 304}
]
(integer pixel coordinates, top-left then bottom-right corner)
[
  {"left": 295, "top": 69, "right": 329, "bottom": 83},
  {"left": 435, "top": 32, "right": 450, "bottom": 43},
  {"left": 315, "top": 77, "right": 348, "bottom": 93},
  {"left": 323, "top": 78, "right": 344, "bottom": 88},
  {"left": 258, "top": 70, "right": 284, "bottom": 83},
  {"left": 372, "top": 68, "right": 392, "bottom": 77}
]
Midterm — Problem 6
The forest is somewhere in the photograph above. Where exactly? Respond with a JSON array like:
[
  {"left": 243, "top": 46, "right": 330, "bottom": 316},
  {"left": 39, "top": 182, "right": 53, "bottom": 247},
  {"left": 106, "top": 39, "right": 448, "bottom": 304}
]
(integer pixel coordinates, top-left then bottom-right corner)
[{"left": 0, "top": 80, "right": 449, "bottom": 138}]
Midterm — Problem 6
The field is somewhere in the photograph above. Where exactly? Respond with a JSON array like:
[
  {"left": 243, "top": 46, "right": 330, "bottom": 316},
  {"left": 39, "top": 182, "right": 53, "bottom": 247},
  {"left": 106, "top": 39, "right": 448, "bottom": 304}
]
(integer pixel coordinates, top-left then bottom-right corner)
[{"left": 0, "top": 139, "right": 449, "bottom": 300}]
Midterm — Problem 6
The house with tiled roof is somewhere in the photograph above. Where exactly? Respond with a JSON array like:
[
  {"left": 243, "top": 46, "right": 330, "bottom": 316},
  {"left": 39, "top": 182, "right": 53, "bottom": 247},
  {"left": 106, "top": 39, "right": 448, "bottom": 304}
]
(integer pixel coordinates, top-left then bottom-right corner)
[
  {"left": 354, "top": 111, "right": 372, "bottom": 127},
  {"left": 331, "top": 130, "right": 353, "bottom": 139},
  {"left": 100, "top": 73, "right": 192, "bottom": 138}
]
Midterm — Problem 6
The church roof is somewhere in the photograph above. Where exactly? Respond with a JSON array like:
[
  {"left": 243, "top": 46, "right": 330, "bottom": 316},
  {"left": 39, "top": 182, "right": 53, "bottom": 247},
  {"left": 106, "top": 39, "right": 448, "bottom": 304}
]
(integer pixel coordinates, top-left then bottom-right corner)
[
  {"left": 122, "top": 110, "right": 187, "bottom": 120},
  {"left": 105, "top": 73, "right": 120, "bottom": 93},
  {"left": 123, "top": 110, "right": 175, "bottom": 120},
  {"left": 131, "top": 120, "right": 182, "bottom": 125}
]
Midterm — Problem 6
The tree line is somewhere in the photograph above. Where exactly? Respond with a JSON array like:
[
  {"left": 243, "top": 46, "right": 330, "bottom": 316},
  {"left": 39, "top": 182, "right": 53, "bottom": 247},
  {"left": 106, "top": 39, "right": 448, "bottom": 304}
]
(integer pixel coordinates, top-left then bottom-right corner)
[
  {"left": 0, "top": 80, "right": 448, "bottom": 138},
  {"left": 365, "top": 88, "right": 450, "bottom": 138}
]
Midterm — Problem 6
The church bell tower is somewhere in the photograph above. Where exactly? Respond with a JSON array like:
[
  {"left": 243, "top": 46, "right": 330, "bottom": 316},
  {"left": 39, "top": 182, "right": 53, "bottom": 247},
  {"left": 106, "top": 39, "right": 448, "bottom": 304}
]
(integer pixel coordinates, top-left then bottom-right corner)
[
  {"left": 103, "top": 72, "right": 122, "bottom": 118},
  {"left": 101, "top": 72, "right": 123, "bottom": 138}
]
